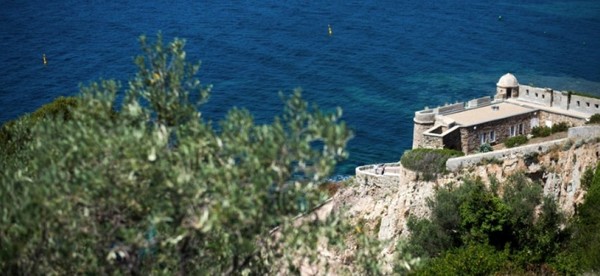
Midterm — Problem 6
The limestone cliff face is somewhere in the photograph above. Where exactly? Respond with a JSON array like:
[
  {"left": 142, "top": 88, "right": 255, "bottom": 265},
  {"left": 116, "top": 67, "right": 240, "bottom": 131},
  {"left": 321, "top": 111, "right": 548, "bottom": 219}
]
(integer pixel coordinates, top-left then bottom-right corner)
[{"left": 330, "top": 138, "right": 600, "bottom": 269}]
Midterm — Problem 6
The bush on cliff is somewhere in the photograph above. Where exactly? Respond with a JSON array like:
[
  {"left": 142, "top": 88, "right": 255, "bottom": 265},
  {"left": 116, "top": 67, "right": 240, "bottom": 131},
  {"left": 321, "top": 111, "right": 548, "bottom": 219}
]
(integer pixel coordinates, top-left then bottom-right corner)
[
  {"left": 0, "top": 96, "right": 79, "bottom": 162},
  {"left": 400, "top": 148, "right": 463, "bottom": 181},
  {"left": 0, "top": 34, "right": 386, "bottom": 275},
  {"left": 407, "top": 174, "right": 568, "bottom": 274},
  {"left": 531, "top": 122, "right": 569, "bottom": 138},
  {"left": 531, "top": 126, "right": 552, "bottom": 137},
  {"left": 551, "top": 121, "right": 569, "bottom": 133},
  {"left": 588, "top": 113, "right": 600, "bottom": 124},
  {"left": 561, "top": 162, "right": 600, "bottom": 272},
  {"left": 504, "top": 135, "right": 528, "bottom": 148}
]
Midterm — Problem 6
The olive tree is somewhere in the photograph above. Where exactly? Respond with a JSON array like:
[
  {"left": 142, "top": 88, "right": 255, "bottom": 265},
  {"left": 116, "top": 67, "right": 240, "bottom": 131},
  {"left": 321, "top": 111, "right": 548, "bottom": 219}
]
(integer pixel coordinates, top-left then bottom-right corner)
[{"left": 0, "top": 35, "right": 382, "bottom": 274}]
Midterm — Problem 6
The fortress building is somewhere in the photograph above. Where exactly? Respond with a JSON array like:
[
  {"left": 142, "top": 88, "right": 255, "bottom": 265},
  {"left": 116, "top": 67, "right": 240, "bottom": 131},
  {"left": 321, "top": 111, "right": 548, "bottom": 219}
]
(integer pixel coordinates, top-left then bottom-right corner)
[{"left": 413, "top": 73, "right": 600, "bottom": 154}]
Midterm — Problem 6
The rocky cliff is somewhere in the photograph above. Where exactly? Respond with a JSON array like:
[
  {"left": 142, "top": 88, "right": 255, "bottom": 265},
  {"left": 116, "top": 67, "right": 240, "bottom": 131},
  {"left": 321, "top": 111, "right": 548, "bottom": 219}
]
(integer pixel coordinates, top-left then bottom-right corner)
[{"left": 328, "top": 137, "right": 600, "bottom": 270}]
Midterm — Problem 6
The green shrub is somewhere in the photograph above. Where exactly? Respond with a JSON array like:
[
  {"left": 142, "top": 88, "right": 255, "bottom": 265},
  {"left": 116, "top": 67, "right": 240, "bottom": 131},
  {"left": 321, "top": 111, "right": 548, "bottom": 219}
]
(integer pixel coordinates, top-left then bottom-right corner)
[
  {"left": 29, "top": 96, "right": 79, "bottom": 122},
  {"left": 581, "top": 166, "right": 595, "bottom": 190},
  {"left": 531, "top": 122, "right": 569, "bottom": 138},
  {"left": 478, "top": 143, "right": 493, "bottom": 153},
  {"left": 0, "top": 96, "right": 79, "bottom": 160},
  {"left": 524, "top": 152, "right": 539, "bottom": 166},
  {"left": 417, "top": 243, "right": 513, "bottom": 275},
  {"left": 562, "top": 139, "right": 574, "bottom": 150},
  {"left": 531, "top": 126, "right": 552, "bottom": 137},
  {"left": 551, "top": 121, "right": 569, "bottom": 133},
  {"left": 566, "top": 162, "right": 600, "bottom": 272},
  {"left": 408, "top": 174, "right": 568, "bottom": 274},
  {"left": 504, "top": 135, "right": 528, "bottom": 148},
  {"left": 0, "top": 35, "right": 383, "bottom": 275},
  {"left": 400, "top": 148, "right": 464, "bottom": 181},
  {"left": 588, "top": 113, "right": 600, "bottom": 124}
]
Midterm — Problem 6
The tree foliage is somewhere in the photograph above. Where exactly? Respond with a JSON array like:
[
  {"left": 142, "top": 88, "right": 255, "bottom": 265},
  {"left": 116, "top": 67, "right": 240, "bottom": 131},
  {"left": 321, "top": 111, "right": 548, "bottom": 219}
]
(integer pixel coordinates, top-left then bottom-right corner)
[
  {"left": 407, "top": 174, "right": 568, "bottom": 274},
  {"left": 0, "top": 96, "right": 79, "bottom": 163},
  {"left": 0, "top": 34, "right": 383, "bottom": 274},
  {"left": 400, "top": 148, "right": 463, "bottom": 181},
  {"left": 564, "top": 162, "right": 600, "bottom": 272}
]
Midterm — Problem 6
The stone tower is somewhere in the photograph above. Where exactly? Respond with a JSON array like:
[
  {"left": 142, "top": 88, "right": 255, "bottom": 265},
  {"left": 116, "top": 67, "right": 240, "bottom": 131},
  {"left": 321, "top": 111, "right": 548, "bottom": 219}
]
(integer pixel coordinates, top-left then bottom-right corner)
[
  {"left": 412, "top": 109, "right": 436, "bottom": 149},
  {"left": 495, "top": 73, "right": 519, "bottom": 100}
]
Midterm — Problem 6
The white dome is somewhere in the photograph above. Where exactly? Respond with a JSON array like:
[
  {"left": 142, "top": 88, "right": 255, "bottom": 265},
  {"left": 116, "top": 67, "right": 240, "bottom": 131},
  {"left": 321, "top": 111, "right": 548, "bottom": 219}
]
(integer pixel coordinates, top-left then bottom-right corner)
[{"left": 497, "top": 73, "right": 519, "bottom": 88}]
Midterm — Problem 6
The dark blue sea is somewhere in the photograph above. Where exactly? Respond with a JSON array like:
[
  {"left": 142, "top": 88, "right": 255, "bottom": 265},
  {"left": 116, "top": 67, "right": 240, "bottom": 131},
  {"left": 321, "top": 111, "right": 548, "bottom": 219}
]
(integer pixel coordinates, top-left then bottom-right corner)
[{"left": 2, "top": 1, "right": 600, "bottom": 175}]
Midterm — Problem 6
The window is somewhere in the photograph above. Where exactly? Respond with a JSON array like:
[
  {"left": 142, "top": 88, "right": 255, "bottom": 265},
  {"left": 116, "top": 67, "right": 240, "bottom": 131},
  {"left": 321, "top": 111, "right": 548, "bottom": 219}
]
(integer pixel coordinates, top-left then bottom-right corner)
[
  {"left": 596, "top": 104, "right": 599, "bottom": 109},
  {"left": 577, "top": 101, "right": 581, "bottom": 107},
  {"left": 518, "top": 123, "right": 524, "bottom": 135},
  {"left": 587, "top": 102, "right": 591, "bottom": 107},
  {"left": 542, "top": 94, "right": 545, "bottom": 99},
  {"left": 480, "top": 132, "right": 487, "bottom": 144},
  {"left": 490, "top": 130, "right": 496, "bottom": 142},
  {"left": 510, "top": 125, "right": 516, "bottom": 137},
  {"left": 526, "top": 89, "right": 530, "bottom": 95},
  {"left": 535, "top": 93, "right": 539, "bottom": 97}
]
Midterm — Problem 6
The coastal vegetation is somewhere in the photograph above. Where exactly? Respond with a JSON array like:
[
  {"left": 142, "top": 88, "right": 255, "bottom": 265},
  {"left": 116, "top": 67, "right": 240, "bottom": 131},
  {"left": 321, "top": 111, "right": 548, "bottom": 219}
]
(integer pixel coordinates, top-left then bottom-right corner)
[
  {"left": 589, "top": 113, "right": 600, "bottom": 124},
  {"left": 399, "top": 148, "right": 464, "bottom": 181},
  {"left": 478, "top": 143, "right": 493, "bottom": 153},
  {"left": 531, "top": 121, "right": 569, "bottom": 138},
  {"left": 0, "top": 35, "right": 384, "bottom": 274},
  {"left": 405, "top": 165, "right": 600, "bottom": 274},
  {"left": 504, "top": 135, "right": 528, "bottom": 148},
  {"left": 0, "top": 96, "right": 78, "bottom": 161}
]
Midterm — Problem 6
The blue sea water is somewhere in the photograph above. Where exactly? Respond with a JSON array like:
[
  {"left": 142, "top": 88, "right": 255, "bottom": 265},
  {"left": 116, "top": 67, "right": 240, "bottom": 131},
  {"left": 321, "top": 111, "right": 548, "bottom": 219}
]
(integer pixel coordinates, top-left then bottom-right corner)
[{"left": 1, "top": 1, "right": 600, "bottom": 175}]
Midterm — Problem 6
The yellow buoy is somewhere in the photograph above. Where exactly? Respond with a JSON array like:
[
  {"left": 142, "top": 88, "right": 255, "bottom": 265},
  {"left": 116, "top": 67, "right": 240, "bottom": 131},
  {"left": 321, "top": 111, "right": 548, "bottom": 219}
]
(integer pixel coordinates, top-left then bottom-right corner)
[
  {"left": 42, "top": 53, "right": 47, "bottom": 65},
  {"left": 328, "top": 24, "right": 333, "bottom": 36}
]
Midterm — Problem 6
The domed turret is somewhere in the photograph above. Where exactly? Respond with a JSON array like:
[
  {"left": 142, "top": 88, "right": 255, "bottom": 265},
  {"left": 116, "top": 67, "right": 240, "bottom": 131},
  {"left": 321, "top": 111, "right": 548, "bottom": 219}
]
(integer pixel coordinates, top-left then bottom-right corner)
[
  {"left": 497, "top": 73, "right": 519, "bottom": 88},
  {"left": 495, "top": 73, "right": 519, "bottom": 100}
]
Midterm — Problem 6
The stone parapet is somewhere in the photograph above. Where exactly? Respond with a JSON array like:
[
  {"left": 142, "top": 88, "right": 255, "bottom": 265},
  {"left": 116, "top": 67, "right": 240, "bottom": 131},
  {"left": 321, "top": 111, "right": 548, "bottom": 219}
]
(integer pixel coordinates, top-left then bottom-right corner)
[
  {"left": 414, "top": 109, "right": 435, "bottom": 124},
  {"left": 446, "top": 139, "right": 568, "bottom": 171},
  {"left": 568, "top": 125, "right": 600, "bottom": 139},
  {"left": 570, "top": 94, "right": 600, "bottom": 114},
  {"left": 437, "top": 102, "right": 465, "bottom": 115},
  {"left": 355, "top": 163, "right": 408, "bottom": 187}
]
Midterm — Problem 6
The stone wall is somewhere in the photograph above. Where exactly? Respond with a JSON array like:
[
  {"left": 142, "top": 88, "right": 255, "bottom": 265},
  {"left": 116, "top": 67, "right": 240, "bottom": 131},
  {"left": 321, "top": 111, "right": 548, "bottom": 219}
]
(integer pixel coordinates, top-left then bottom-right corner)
[
  {"left": 517, "top": 85, "right": 600, "bottom": 115},
  {"left": 466, "top": 96, "right": 492, "bottom": 108},
  {"left": 569, "top": 125, "right": 600, "bottom": 139},
  {"left": 446, "top": 138, "right": 568, "bottom": 171},
  {"left": 569, "top": 94, "right": 600, "bottom": 114},
  {"left": 538, "top": 110, "right": 586, "bottom": 127},
  {"left": 459, "top": 112, "right": 535, "bottom": 153},
  {"left": 518, "top": 85, "right": 553, "bottom": 106},
  {"left": 552, "top": 91, "right": 569, "bottom": 110},
  {"left": 437, "top": 102, "right": 465, "bottom": 115},
  {"left": 355, "top": 163, "right": 407, "bottom": 187},
  {"left": 420, "top": 133, "right": 444, "bottom": 149},
  {"left": 412, "top": 121, "right": 434, "bottom": 148}
]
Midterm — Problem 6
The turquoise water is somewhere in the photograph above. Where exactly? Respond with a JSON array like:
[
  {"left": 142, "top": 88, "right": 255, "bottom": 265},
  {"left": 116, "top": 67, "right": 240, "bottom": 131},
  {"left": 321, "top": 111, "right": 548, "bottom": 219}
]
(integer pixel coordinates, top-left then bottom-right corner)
[{"left": 1, "top": 1, "right": 600, "bottom": 175}]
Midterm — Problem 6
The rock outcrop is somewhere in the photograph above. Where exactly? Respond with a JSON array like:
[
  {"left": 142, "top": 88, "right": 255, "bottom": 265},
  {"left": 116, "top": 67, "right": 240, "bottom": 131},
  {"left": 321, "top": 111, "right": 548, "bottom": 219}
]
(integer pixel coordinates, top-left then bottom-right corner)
[{"left": 328, "top": 137, "right": 600, "bottom": 271}]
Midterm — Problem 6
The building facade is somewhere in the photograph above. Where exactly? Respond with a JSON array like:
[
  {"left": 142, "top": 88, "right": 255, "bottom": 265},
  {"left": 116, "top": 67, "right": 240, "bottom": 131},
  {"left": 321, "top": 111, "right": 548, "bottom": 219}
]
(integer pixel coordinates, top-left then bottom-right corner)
[{"left": 413, "top": 73, "right": 600, "bottom": 153}]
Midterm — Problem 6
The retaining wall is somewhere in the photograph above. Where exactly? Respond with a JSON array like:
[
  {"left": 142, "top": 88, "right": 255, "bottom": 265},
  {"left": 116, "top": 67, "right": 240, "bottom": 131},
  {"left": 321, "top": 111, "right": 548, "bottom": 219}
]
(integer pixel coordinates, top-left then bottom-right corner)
[
  {"left": 355, "top": 163, "right": 409, "bottom": 187},
  {"left": 446, "top": 139, "right": 568, "bottom": 171},
  {"left": 568, "top": 125, "right": 600, "bottom": 139}
]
